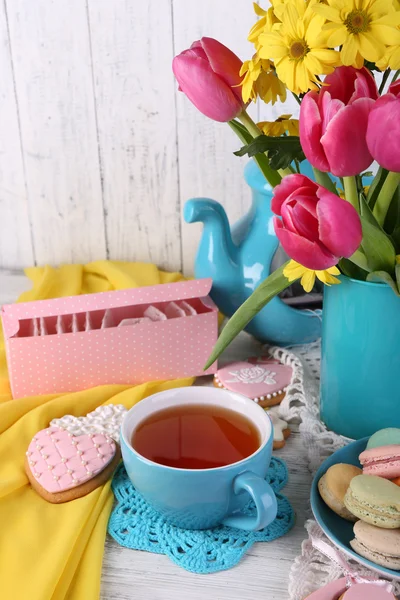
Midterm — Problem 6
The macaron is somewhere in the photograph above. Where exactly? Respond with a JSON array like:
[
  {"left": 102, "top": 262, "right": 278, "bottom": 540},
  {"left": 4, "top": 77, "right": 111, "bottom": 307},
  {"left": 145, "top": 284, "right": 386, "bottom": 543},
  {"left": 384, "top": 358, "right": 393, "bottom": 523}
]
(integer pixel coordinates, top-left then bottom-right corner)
[
  {"left": 367, "top": 428, "right": 400, "bottom": 449},
  {"left": 344, "top": 474, "right": 400, "bottom": 528},
  {"left": 213, "top": 359, "right": 292, "bottom": 408},
  {"left": 318, "top": 464, "right": 362, "bottom": 521},
  {"left": 360, "top": 445, "right": 400, "bottom": 479},
  {"left": 350, "top": 520, "right": 400, "bottom": 570}
]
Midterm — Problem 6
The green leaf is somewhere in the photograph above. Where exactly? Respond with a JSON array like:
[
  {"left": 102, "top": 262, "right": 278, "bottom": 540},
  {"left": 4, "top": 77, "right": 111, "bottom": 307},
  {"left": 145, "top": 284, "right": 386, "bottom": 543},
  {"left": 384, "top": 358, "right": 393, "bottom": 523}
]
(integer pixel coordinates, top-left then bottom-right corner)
[
  {"left": 360, "top": 216, "right": 396, "bottom": 274},
  {"left": 366, "top": 271, "right": 400, "bottom": 295},
  {"left": 384, "top": 184, "right": 400, "bottom": 234},
  {"left": 338, "top": 257, "right": 367, "bottom": 280},
  {"left": 391, "top": 226, "right": 400, "bottom": 253},
  {"left": 228, "top": 121, "right": 281, "bottom": 187},
  {"left": 366, "top": 167, "right": 389, "bottom": 211},
  {"left": 396, "top": 263, "right": 400, "bottom": 290},
  {"left": 359, "top": 192, "right": 384, "bottom": 230},
  {"left": 228, "top": 119, "right": 253, "bottom": 144},
  {"left": 364, "top": 61, "right": 380, "bottom": 72},
  {"left": 361, "top": 171, "right": 373, "bottom": 179},
  {"left": 234, "top": 135, "right": 305, "bottom": 170},
  {"left": 204, "top": 263, "right": 292, "bottom": 369}
]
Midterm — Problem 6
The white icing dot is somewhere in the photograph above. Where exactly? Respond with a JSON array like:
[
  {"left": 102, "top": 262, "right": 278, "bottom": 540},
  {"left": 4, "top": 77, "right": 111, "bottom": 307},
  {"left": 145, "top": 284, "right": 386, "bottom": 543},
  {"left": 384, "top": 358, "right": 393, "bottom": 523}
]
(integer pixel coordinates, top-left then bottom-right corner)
[
  {"left": 97, "top": 453, "right": 102, "bottom": 458},
  {"left": 86, "top": 470, "right": 92, "bottom": 476},
  {"left": 272, "top": 392, "right": 277, "bottom": 397},
  {"left": 267, "top": 394, "right": 272, "bottom": 399},
  {"left": 61, "top": 458, "right": 66, "bottom": 463},
  {"left": 53, "top": 475, "right": 59, "bottom": 480},
  {"left": 77, "top": 450, "right": 83, "bottom": 456},
  {"left": 71, "top": 441, "right": 77, "bottom": 445},
  {"left": 48, "top": 465, "right": 53, "bottom": 470},
  {"left": 260, "top": 396, "right": 265, "bottom": 400},
  {"left": 42, "top": 454, "right": 48, "bottom": 459},
  {"left": 29, "top": 460, "right": 35, "bottom": 466},
  {"left": 26, "top": 451, "right": 31, "bottom": 456},
  {"left": 81, "top": 460, "right": 87, "bottom": 465},
  {"left": 35, "top": 472, "right": 41, "bottom": 478},
  {"left": 94, "top": 444, "right": 99, "bottom": 448},
  {"left": 72, "top": 479, "right": 78, "bottom": 484},
  {"left": 36, "top": 445, "right": 41, "bottom": 450},
  {"left": 67, "top": 469, "right": 73, "bottom": 474}
]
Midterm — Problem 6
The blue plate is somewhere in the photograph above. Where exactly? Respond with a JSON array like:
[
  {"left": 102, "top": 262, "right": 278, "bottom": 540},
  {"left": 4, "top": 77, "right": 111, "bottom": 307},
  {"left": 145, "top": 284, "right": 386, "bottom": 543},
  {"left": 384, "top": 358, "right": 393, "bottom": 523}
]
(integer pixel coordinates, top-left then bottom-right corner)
[{"left": 311, "top": 437, "right": 400, "bottom": 580}]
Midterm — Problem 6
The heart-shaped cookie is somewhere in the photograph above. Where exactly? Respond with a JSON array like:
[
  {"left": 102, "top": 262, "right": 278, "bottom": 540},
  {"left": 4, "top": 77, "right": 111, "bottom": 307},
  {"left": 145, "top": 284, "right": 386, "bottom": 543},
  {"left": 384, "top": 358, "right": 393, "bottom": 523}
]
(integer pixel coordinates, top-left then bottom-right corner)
[
  {"left": 214, "top": 359, "right": 292, "bottom": 407},
  {"left": 25, "top": 426, "right": 120, "bottom": 503}
]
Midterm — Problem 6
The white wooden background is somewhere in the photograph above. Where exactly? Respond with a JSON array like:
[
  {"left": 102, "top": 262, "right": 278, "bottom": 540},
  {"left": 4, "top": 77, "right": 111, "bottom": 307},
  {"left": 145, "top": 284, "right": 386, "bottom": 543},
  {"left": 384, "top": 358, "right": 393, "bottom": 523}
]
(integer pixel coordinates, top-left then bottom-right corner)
[{"left": 0, "top": 0, "right": 297, "bottom": 275}]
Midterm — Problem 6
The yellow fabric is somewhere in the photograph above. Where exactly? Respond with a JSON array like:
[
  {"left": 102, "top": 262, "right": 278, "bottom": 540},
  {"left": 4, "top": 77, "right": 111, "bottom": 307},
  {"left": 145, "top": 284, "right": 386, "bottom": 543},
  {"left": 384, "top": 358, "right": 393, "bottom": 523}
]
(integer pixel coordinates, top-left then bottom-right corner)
[{"left": 0, "top": 261, "right": 195, "bottom": 600}]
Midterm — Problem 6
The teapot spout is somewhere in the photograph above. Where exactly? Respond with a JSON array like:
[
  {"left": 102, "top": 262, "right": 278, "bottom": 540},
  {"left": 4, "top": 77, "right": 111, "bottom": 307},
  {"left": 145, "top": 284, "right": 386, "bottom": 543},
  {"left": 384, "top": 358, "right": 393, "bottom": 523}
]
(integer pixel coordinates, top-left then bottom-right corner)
[{"left": 184, "top": 198, "right": 237, "bottom": 272}]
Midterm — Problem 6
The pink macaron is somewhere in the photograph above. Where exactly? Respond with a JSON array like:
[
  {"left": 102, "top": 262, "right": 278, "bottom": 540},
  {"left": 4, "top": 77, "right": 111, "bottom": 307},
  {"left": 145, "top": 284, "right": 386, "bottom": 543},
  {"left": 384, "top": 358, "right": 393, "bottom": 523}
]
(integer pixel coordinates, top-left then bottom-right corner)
[{"left": 359, "top": 445, "right": 400, "bottom": 479}]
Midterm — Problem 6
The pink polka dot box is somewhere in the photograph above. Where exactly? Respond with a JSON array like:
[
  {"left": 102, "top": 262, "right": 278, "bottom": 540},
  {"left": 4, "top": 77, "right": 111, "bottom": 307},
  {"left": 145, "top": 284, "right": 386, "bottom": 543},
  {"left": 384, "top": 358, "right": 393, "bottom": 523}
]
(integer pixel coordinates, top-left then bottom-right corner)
[{"left": 1, "top": 279, "right": 218, "bottom": 399}]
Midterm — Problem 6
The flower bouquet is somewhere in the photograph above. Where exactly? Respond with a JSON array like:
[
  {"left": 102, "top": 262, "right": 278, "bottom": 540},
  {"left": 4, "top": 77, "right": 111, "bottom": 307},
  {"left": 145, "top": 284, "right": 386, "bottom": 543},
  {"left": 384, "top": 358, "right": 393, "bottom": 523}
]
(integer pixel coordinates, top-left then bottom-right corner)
[{"left": 173, "top": 0, "right": 400, "bottom": 376}]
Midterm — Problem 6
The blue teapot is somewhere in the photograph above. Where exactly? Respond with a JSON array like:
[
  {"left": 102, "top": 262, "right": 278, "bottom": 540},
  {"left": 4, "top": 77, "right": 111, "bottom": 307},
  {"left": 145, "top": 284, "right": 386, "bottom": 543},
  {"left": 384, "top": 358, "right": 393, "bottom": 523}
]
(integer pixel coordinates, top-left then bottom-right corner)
[{"left": 184, "top": 160, "right": 322, "bottom": 345}]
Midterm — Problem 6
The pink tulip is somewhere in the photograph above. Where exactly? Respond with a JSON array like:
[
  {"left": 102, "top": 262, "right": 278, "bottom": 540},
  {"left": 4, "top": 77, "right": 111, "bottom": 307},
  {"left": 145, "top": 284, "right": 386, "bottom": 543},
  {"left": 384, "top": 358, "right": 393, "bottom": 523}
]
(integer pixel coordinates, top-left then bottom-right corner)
[
  {"left": 272, "top": 174, "right": 362, "bottom": 270},
  {"left": 300, "top": 67, "right": 377, "bottom": 177},
  {"left": 172, "top": 37, "right": 244, "bottom": 122},
  {"left": 367, "top": 88, "right": 400, "bottom": 172}
]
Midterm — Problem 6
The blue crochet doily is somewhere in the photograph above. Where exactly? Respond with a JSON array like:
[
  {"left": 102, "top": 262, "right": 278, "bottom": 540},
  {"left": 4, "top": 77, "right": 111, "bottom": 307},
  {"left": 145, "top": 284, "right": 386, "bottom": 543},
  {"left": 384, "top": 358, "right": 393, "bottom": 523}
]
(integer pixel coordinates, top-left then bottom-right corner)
[{"left": 108, "top": 457, "right": 294, "bottom": 574}]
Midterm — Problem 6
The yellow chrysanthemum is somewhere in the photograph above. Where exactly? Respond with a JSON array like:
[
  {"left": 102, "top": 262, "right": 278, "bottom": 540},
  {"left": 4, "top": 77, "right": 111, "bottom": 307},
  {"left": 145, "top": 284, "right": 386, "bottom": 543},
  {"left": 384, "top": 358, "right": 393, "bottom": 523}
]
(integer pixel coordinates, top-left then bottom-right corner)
[
  {"left": 258, "top": 0, "right": 340, "bottom": 94},
  {"left": 258, "top": 114, "right": 299, "bottom": 136},
  {"left": 314, "top": 0, "right": 400, "bottom": 68},
  {"left": 376, "top": 29, "right": 400, "bottom": 70},
  {"left": 283, "top": 260, "right": 341, "bottom": 293},
  {"left": 248, "top": 3, "right": 281, "bottom": 47},
  {"left": 240, "top": 55, "right": 287, "bottom": 105}
]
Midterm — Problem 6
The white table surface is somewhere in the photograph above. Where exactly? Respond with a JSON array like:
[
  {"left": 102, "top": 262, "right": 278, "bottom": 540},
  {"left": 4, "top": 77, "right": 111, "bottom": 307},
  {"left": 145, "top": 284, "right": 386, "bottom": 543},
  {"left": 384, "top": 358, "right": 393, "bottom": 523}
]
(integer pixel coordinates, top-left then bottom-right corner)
[{"left": 0, "top": 270, "right": 312, "bottom": 600}]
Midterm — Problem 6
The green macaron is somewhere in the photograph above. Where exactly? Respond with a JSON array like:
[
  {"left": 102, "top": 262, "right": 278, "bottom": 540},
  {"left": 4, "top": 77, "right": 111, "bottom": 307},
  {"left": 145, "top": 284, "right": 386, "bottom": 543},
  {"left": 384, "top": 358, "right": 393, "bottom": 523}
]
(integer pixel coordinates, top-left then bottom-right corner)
[
  {"left": 344, "top": 474, "right": 400, "bottom": 528},
  {"left": 367, "top": 428, "right": 400, "bottom": 450}
]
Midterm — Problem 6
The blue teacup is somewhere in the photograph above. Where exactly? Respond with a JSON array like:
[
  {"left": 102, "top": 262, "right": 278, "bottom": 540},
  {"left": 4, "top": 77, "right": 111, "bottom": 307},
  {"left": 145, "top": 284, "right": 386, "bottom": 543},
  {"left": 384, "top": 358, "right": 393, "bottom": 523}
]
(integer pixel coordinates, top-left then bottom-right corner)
[{"left": 120, "top": 386, "right": 277, "bottom": 531}]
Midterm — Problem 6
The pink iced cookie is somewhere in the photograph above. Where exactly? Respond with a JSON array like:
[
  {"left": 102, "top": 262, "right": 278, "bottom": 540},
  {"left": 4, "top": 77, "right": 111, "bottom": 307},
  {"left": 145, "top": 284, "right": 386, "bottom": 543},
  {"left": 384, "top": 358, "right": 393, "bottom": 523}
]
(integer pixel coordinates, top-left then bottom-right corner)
[
  {"left": 25, "top": 426, "right": 120, "bottom": 503},
  {"left": 164, "top": 302, "right": 185, "bottom": 318},
  {"left": 304, "top": 578, "right": 347, "bottom": 599},
  {"left": 360, "top": 445, "right": 400, "bottom": 479},
  {"left": 118, "top": 317, "right": 151, "bottom": 327},
  {"left": 144, "top": 306, "right": 167, "bottom": 321},
  {"left": 214, "top": 360, "right": 292, "bottom": 407},
  {"left": 340, "top": 584, "right": 396, "bottom": 600}
]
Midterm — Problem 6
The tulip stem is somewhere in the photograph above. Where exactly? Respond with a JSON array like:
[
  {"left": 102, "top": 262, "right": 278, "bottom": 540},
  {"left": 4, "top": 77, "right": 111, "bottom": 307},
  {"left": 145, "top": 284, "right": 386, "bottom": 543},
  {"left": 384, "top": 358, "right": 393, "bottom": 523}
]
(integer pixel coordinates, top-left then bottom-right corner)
[
  {"left": 237, "top": 110, "right": 282, "bottom": 187},
  {"left": 343, "top": 176, "right": 359, "bottom": 212},
  {"left": 378, "top": 69, "right": 391, "bottom": 95},
  {"left": 391, "top": 69, "right": 400, "bottom": 85},
  {"left": 373, "top": 171, "right": 400, "bottom": 226},
  {"left": 312, "top": 167, "right": 339, "bottom": 195}
]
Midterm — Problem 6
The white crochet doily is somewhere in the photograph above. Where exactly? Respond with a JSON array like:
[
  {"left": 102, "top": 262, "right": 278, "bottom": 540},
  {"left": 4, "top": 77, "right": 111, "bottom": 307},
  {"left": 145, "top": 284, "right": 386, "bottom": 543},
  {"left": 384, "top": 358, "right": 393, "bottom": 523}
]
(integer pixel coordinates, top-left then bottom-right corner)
[{"left": 266, "top": 341, "right": 400, "bottom": 600}]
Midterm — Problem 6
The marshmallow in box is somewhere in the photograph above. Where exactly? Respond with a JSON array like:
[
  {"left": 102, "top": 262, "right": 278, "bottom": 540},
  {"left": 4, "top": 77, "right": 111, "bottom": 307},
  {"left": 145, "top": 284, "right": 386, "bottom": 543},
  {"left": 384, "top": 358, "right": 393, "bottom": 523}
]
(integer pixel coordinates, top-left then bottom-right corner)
[{"left": 1, "top": 278, "right": 218, "bottom": 399}]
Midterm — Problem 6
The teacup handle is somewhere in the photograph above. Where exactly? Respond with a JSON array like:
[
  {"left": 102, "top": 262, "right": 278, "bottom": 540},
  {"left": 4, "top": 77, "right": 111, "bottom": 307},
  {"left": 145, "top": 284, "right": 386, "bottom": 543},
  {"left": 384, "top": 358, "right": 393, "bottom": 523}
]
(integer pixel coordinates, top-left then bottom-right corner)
[{"left": 222, "top": 471, "right": 278, "bottom": 531}]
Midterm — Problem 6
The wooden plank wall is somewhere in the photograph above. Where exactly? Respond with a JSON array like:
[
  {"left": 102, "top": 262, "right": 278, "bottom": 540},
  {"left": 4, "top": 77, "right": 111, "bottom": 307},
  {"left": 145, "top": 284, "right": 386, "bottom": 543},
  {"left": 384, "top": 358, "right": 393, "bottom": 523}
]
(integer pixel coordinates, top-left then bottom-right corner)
[{"left": 0, "top": 0, "right": 296, "bottom": 275}]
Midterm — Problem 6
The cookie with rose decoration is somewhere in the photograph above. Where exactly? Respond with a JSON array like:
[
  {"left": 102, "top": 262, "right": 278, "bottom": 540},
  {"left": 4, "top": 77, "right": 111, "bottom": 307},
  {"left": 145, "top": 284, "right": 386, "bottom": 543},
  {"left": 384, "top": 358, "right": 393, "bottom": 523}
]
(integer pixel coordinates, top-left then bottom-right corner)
[
  {"left": 213, "top": 358, "right": 292, "bottom": 407},
  {"left": 25, "top": 405, "right": 127, "bottom": 503}
]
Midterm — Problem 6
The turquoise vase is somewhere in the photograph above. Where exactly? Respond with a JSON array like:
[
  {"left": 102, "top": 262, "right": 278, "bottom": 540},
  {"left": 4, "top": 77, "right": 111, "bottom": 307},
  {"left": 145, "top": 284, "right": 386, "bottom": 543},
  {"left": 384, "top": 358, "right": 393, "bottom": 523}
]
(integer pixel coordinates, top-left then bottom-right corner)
[{"left": 320, "top": 276, "right": 400, "bottom": 439}]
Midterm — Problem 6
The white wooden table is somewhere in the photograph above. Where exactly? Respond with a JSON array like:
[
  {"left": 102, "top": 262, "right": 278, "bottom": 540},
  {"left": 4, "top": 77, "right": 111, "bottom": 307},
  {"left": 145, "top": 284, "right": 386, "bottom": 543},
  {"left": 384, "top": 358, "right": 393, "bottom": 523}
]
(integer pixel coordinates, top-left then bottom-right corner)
[{"left": 0, "top": 270, "right": 311, "bottom": 600}]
